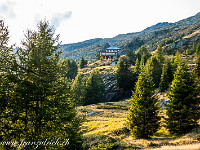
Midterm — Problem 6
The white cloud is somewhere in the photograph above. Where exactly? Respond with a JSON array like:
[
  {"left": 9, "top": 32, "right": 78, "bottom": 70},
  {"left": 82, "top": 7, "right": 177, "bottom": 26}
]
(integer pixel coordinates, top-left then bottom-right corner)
[
  {"left": 0, "top": 1, "right": 16, "bottom": 18},
  {"left": 51, "top": 11, "right": 72, "bottom": 28}
]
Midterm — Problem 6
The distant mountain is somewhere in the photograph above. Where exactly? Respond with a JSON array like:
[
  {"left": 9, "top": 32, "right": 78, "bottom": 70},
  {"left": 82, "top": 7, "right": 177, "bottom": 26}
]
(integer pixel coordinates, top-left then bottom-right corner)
[{"left": 60, "top": 12, "right": 200, "bottom": 61}]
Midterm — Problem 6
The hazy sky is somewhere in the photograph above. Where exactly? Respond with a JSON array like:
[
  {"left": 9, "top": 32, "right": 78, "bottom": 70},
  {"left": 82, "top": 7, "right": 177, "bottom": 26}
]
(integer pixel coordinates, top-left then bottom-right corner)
[{"left": 0, "top": 0, "right": 200, "bottom": 46}]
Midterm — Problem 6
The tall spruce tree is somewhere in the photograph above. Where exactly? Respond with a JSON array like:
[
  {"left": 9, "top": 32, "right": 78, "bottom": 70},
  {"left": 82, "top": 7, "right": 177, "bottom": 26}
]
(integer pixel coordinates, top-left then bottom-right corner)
[
  {"left": 0, "top": 20, "right": 19, "bottom": 147},
  {"left": 71, "top": 73, "right": 85, "bottom": 105},
  {"left": 159, "top": 59, "right": 169, "bottom": 92},
  {"left": 146, "top": 56, "right": 162, "bottom": 88},
  {"left": 84, "top": 69, "right": 106, "bottom": 105},
  {"left": 15, "top": 21, "right": 82, "bottom": 149},
  {"left": 156, "top": 45, "right": 164, "bottom": 64},
  {"left": 79, "top": 56, "right": 87, "bottom": 69},
  {"left": 134, "top": 58, "right": 140, "bottom": 76},
  {"left": 166, "top": 60, "right": 199, "bottom": 135},
  {"left": 127, "top": 67, "right": 160, "bottom": 138},
  {"left": 116, "top": 56, "right": 137, "bottom": 93},
  {"left": 70, "top": 59, "right": 78, "bottom": 79}
]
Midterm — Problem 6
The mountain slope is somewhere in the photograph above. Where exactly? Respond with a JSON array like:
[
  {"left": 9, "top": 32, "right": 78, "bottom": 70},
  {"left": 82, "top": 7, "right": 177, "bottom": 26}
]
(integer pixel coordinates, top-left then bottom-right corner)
[{"left": 60, "top": 12, "right": 200, "bottom": 61}]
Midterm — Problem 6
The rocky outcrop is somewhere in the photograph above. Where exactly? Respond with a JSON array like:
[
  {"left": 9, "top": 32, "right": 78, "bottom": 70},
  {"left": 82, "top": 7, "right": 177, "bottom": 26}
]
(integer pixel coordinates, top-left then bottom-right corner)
[{"left": 102, "top": 70, "right": 124, "bottom": 101}]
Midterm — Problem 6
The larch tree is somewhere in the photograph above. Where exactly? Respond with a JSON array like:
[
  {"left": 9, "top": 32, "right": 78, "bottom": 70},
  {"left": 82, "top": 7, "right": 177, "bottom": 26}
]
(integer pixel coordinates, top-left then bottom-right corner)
[{"left": 15, "top": 21, "right": 82, "bottom": 149}]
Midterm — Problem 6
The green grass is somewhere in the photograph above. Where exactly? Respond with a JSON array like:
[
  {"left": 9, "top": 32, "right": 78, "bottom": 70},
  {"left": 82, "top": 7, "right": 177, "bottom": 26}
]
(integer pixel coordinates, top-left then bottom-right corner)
[
  {"left": 96, "top": 104, "right": 128, "bottom": 110},
  {"left": 78, "top": 98, "right": 200, "bottom": 150},
  {"left": 151, "top": 127, "right": 177, "bottom": 139}
]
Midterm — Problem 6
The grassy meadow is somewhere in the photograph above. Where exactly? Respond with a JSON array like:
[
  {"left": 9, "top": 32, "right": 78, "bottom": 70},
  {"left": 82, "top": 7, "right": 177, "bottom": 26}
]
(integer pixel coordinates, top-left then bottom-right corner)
[{"left": 77, "top": 94, "right": 200, "bottom": 150}]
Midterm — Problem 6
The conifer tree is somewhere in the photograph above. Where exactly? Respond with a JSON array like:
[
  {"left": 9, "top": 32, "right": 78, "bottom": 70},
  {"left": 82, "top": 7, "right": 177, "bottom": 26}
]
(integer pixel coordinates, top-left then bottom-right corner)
[
  {"left": 15, "top": 21, "right": 82, "bottom": 149},
  {"left": 156, "top": 45, "right": 164, "bottom": 64},
  {"left": 166, "top": 60, "right": 199, "bottom": 135},
  {"left": 60, "top": 58, "right": 78, "bottom": 79},
  {"left": 70, "top": 59, "right": 78, "bottom": 78},
  {"left": 127, "top": 50, "right": 136, "bottom": 65},
  {"left": 192, "top": 42, "right": 197, "bottom": 54},
  {"left": 171, "top": 52, "right": 182, "bottom": 74},
  {"left": 71, "top": 73, "right": 85, "bottom": 105},
  {"left": 84, "top": 69, "right": 106, "bottom": 105},
  {"left": 127, "top": 67, "right": 160, "bottom": 138},
  {"left": 136, "top": 45, "right": 151, "bottom": 62},
  {"left": 146, "top": 56, "right": 162, "bottom": 88},
  {"left": 79, "top": 56, "right": 87, "bottom": 69},
  {"left": 0, "top": 20, "right": 18, "bottom": 146},
  {"left": 194, "top": 56, "right": 200, "bottom": 78},
  {"left": 134, "top": 58, "right": 140, "bottom": 76},
  {"left": 159, "top": 59, "right": 169, "bottom": 92},
  {"left": 116, "top": 56, "right": 137, "bottom": 93},
  {"left": 196, "top": 42, "right": 200, "bottom": 57},
  {"left": 166, "top": 59, "right": 174, "bottom": 83}
]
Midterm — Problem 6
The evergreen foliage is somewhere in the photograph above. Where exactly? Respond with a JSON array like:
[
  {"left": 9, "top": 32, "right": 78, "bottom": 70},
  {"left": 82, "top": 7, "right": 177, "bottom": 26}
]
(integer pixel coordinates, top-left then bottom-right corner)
[
  {"left": 71, "top": 59, "right": 78, "bottom": 78},
  {"left": 171, "top": 52, "right": 182, "bottom": 75},
  {"left": 95, "top": 52, "right": 101, "bottom": 60},
  {"left": 159, "top": 59, "right": 169, "bottom": 92},
  {"left": 60, "top": 58, "right": 78, "bottom": 79},
  {"left": 1, "top": 21, "right": 83, "bottom": 149},
  {"left": 127, "top": 50, "right": 136, "bottom": 65},
  {"left": 0, "top": 20, "right": 18, "bottom": 147},
  {"left": 136, "top": 45, "right": 151, "bottom": 63},
  {"left": 166, "top": 60, "right": 199, "bottom": 135},
  {"left": 146, "top": 56, "right": 162, "bottom": 88},
  {"left": 71, "top": 74, "right": 85, "bottom": 105},
  {"left": 79, "top": 56, "right": 88, "bottom": 69},
  {"left": 192, "top": 42, "right": 197, "bottom": 54},
  {"left": 116, "top": 56, "right": 137, "bottom": 93},
  {"left": 196, "top": 42, "right": 200, "bottom": 57},
  {"left": 156, "top": 45, "right": 164, "bottom": 64},
  {"left": 84, "top": 69, "right": 106, "bottom": 105},
  {"left": 127, "top": 67, "right": 161, "bottom": 138},
  {"left": 134, "top": 58, "right": 140, "bottom": 76},
  {"left": 194, "top": 56, "right": 200, "bottom": 78}
]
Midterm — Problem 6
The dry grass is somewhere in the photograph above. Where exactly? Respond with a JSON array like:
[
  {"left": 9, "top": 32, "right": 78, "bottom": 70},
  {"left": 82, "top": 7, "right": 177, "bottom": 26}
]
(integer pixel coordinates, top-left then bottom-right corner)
[
  {"left": 145, "top": 143, "right": 200, "bottom": 150},
  {"left": 78, "top": 93, "right": 200, "bottom": 149}
]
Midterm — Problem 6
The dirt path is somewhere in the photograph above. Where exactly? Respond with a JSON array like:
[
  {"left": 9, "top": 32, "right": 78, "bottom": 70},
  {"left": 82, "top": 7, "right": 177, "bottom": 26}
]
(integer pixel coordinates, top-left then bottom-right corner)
[{"left": 145, "top": 143, "right": 200, "bottom": 150}]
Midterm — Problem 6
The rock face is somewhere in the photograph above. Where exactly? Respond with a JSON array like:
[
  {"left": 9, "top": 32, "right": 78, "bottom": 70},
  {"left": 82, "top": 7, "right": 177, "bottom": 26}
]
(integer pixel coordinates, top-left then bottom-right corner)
[{"left": 102, "top": 70, "right": 124, "bottom": 101}]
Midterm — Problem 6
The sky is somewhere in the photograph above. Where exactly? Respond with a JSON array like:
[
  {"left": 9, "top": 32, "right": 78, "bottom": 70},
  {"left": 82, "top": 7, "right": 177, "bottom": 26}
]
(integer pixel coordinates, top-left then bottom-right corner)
[{"left": 0, "top": 0, "right": 200, "bottom": 46}]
